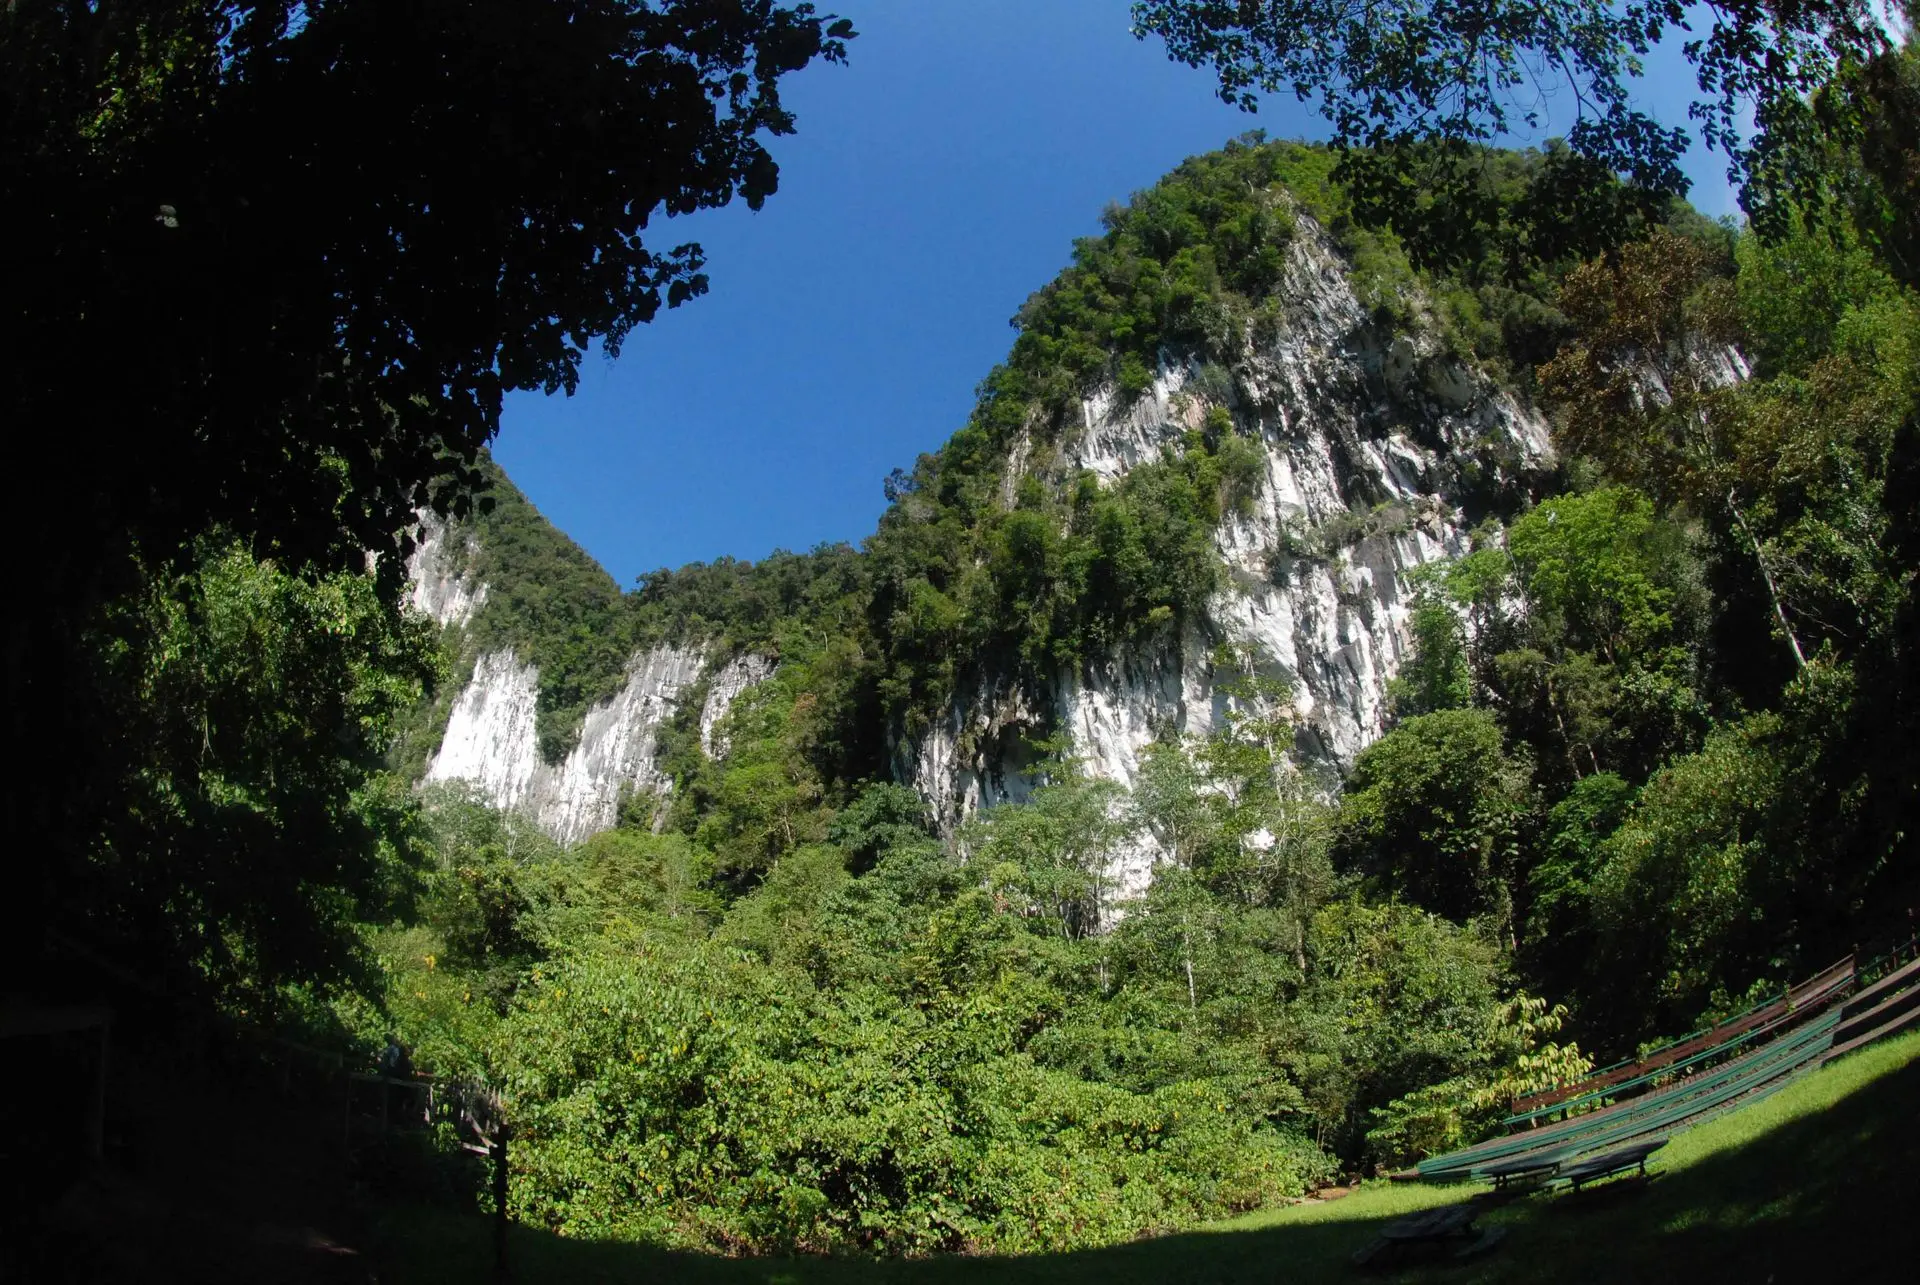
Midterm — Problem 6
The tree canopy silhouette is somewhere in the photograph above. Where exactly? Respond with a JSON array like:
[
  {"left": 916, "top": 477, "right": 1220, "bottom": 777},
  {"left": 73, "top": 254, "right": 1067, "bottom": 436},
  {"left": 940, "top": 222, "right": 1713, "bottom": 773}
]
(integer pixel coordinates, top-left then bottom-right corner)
[
  {"left": 1131, "top": 0, "right": 1904, "bottom": 264},
  {"left": 0, "top": 0, "right": 851, "bottom": 999}
]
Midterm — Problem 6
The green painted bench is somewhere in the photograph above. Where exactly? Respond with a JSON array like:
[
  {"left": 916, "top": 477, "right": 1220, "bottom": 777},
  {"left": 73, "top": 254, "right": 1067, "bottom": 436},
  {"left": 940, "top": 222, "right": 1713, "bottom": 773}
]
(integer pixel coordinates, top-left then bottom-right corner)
[
  {"left": 1352, "top": 1202, "right": 1506, "bottom": 1267},
  {"left": 1555, "top": 1136, "right": 1668, "bottom": 1190}
]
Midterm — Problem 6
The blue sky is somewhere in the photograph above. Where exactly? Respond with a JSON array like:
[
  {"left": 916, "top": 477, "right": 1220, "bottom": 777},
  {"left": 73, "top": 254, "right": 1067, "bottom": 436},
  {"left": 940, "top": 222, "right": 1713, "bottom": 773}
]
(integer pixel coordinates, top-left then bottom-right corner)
[{"left": 494, "top": 0, "right": 1743, "bottom": 587}]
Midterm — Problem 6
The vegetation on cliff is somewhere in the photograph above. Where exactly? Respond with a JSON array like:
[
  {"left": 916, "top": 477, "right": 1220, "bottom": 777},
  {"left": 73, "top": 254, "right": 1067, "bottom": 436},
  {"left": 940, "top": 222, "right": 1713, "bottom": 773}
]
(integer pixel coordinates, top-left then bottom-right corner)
[
  {"left": 347, "top": 101, "right": 1920, "bottom": 1250},
  {"left": 14, "top": 0, "right": 1917, "bottom": 1264},
  {"left": 457, "top": 137, "right": 1722, "bottom": 763}
]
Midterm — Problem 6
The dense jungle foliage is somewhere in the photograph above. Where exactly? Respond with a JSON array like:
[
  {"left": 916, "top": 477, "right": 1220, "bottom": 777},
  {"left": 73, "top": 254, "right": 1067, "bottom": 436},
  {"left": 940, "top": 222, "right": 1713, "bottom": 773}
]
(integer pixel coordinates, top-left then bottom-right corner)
[
  {"left": 3, "top": 0, "right": 856, "bottom": 1013},
  {"left": 288, "top": 98, "right": 1920, "bottom": 1254},
  {"left": 26, "top": 20, "right": 1916, "bottom": 1263}
]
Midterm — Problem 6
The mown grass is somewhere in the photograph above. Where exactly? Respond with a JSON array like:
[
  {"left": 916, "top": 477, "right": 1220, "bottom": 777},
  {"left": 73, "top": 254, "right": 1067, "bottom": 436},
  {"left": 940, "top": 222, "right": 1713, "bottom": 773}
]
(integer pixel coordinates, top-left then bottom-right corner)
[{"left": 364, "top": 1028, "right": 1919, "bottom": 1283}]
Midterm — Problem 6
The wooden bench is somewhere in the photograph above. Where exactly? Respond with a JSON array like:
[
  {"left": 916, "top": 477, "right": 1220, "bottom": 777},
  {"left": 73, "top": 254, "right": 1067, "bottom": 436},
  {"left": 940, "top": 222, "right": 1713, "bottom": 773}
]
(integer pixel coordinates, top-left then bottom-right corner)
[
  {"left": 1419, "top": 1008, "right": 1840, "bottom": 1183},
  {"left": 1555, "top": 1137, "right": 1668, "bottom": 1191},
  {"left": 1510, "top": 956, "right": 1854, "bottom": 1117},
  {"left": 1480, "top": 1150, "right": 1570, "bottom": 1192},
  {"left": 1352, "top": 1201, "right": 1507, "bottom": 1267}
]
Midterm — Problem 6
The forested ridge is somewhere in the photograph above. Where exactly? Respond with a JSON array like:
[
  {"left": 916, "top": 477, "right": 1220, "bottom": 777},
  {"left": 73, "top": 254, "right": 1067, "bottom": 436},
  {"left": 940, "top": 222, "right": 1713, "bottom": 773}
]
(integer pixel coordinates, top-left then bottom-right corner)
[
  {"left": 352, "top": 128, "right": 1920, "bottom": 1252},
  {"left": 7, "top": 0, "right": 1918, "bottom": 1271}
]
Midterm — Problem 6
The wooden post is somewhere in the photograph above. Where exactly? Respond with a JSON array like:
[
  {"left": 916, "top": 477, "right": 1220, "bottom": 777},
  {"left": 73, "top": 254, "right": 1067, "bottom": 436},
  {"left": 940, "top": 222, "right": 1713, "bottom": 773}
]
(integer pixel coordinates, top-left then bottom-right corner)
[
  {"left": 492, "top": 1134, "right": 510, "bottom": 1278},
  {"left": 86, "top": 1017, "right": 110, "bottom": 1161}
]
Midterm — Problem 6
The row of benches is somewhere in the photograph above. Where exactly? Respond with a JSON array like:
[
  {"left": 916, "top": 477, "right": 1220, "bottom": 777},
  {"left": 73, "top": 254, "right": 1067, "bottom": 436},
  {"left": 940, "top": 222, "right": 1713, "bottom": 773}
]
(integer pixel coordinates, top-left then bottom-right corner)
[
  {"left": 1823, "top": 953, "right": 1920, "bottom": 1063},
  {"left": 1415, "top": 1006, "right": 1843, "bottom": 1182},
  {"left": 1508, "top": 955, "right": 1856, "bottom": 1120},
  {"left": 1502, "top": 962, "right": 1856, "bottom": 1130},
  {"left": 1363, "top": 942, "right": 1918, "bottom": 1267},
  {"left": 1413, "top": 940, "right": 1919, "bottom": 1190}
]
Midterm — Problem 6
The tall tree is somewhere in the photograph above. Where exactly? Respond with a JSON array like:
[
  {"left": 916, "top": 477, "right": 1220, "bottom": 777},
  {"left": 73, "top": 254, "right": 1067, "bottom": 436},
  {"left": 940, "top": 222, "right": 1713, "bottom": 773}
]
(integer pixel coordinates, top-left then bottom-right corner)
[
  {"left": 75, "top": 540, "right": 441, "bottom": 1009},
  {"left": 1132, "top": 0, "right": 1899, "bottom": 260},
  {"left": 2, "top": 0, "right": 851, "bottom": 998},
  {"left": 1333, "top": 709, "right": 1533, "bottom": 939},
  {"left": 1539, "top": 229, "right": 1818, "bottom": 671}
]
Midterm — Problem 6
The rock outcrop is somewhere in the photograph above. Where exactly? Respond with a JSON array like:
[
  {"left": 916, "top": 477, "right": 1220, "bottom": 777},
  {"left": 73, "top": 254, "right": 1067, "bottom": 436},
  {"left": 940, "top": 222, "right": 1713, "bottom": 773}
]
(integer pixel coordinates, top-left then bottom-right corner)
[
  {"left": 413, "top": 214, "right": 1550, "bottom": 864},
  {"left": 900, "top": 214, "right": 1552, "bottom": 886},
  {"left": 422, "top": 644, "right": 772, "bottom": 846}
]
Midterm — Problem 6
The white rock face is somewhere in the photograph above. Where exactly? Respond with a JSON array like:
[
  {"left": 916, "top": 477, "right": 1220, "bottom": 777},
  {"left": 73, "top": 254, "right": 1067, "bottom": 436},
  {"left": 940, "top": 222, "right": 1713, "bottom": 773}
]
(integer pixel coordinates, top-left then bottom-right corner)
[
  {"left": 902, "top": 675, "right": 1046, "bottom": 827},
  {"left": 426, "top": 643, "right": 714, "bottom": 846},
  {"left": 903, "top": 214, "right": 1555, "bottom": 896},
  {"left": 701, "top": 653, "right": 777, "bottom": 758},
  {"left": 428, "top": 650, "right": 542, "bottom": 812},
  {"left": 407, "top": 512, "right": 489, "bottom": 627},
  {"left": 415, "top": 214, "right": 1556, "bottom": 873},
  {"left": 537, "top": 644, "right": 707, "bottom": 844}
]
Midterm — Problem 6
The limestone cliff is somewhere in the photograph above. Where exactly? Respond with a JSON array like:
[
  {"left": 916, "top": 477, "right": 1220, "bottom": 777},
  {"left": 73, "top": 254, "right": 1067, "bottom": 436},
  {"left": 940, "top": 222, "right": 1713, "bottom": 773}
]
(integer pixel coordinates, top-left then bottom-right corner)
[
  {"left": 407, "top": 202, "right": 1552, "bottom": 863},
  {"left": 900, "top": 213, "right": 1551, "bottom": 875}
]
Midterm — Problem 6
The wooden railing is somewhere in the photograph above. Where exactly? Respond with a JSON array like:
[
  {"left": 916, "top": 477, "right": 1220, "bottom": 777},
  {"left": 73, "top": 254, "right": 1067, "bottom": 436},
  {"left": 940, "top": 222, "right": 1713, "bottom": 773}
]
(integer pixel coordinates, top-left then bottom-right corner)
[
  {"left": 1509, "top": 955, "right": 1857, "bottom": 1118},
  {"left": 340, "top": 1067, "right": 512, "bottom": 1272},
  {"left": 1824, "top": 943, "right": 1920, "bottom": 1064}
]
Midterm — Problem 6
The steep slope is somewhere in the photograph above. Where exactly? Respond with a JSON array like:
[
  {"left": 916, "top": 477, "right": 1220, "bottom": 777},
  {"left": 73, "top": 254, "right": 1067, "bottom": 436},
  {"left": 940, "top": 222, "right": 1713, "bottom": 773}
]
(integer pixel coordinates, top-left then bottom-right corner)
[
  {"left": 899, "top": 208, "right": 1552, "bottom": 845},
  {"left": 393, "top": 474, "right": 816, "bottom": 846},
  {"left": 396, "top": 459, "right": 884, "bottom": 847},
  {"left": 403, "top": 139, "right": 1579, "bottom": 858}
]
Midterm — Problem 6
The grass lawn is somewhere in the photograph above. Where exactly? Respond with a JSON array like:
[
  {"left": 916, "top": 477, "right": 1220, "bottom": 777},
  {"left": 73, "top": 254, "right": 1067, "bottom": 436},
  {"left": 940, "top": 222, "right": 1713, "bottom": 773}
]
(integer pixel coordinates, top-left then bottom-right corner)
[{"left": 369, "top": 1030, "right": 1920, "bottom": 1284}]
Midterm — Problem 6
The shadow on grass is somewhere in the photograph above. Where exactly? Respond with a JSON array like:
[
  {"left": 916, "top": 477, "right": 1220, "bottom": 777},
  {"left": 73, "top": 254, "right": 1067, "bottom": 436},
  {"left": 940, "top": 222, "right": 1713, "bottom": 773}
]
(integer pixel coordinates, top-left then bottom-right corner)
[
  {"left": 371, "top": 1205, "right": 1397, "bottom": 1285},
  {"left": 1471, "top": 1049, "right": 1920, "bottom": 1285},
  {"left": 365, "top": 1053, "right": 1920, "bottom": 1285}
]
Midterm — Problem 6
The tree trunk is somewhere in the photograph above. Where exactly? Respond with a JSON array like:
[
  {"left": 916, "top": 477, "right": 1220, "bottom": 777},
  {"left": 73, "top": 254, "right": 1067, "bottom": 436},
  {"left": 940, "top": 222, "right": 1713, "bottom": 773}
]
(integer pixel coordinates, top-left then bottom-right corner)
[
  {"left": 1728, "top": 488, "right": 1807, "bottom": 671},
  {"left": 1182, "top": 926, "right": 1197, "bottom": 1010}
]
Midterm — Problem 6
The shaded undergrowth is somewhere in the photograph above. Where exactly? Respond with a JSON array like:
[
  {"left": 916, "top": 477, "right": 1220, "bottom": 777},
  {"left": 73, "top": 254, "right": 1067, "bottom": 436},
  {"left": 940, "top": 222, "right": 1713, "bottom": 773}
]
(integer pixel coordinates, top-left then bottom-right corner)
[{"left": 362, "top": 1030, "right": 1919, "bottom": 1284}]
